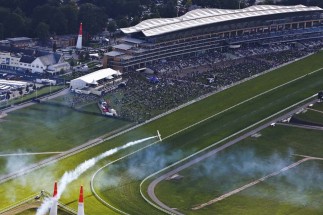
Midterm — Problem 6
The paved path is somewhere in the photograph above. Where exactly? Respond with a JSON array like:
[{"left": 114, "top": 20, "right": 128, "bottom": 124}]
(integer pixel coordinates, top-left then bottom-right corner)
[
  {"left": 307, "top": 107, "right": 323, "bottom": 114},
  {"left": 0, "top": 152, "right": 64, "bottom": 157},
  {"left": 276, "top": 122, "right": 323, "bottom": 131},
  {"left": 147, "top": 99, "right": 317, "bottom": 215},
  {"left": 0, "top": 88, "right": 69, "bottom": 114}
]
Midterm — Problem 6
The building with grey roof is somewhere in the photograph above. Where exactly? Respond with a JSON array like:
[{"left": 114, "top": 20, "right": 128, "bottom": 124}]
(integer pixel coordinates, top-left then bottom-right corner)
[
  {"left": 6, "top": 37, "right": 35, "bottom": 48},
  {"left": 0, "top": 46, "right": 70, "bottom": 74},
  {"left": 104, "top": 4, "right": 323, "bottom": 72}
]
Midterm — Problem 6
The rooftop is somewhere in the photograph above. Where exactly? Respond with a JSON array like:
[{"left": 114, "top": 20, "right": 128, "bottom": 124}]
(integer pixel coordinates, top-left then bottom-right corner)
[
  {"left": 121, "top": 5, "right": 323, "bottom": 37},
  {"left": 122, "top": 37, "right": 145, "bottom": 44},
  {"left": 73, "top": 68, "right": 121, "bottom": 84},
  {"left": 6, "top": 37, "right": 32, "bottom": 42},
  {"left": 113, "top": 43, "right": 133, "bottom": 50},
  {"left": 105, "top": 51, "right": 125, "bottom": 57}
]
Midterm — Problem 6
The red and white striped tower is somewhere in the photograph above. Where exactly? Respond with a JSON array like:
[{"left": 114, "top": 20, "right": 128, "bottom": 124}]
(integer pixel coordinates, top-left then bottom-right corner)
[
  {"left": 77, "top": 186, "right": 85, "bottom": 215},
  {"left": 76, "top": 23, "right": 83, "bottom": 49},
  {"left": 49, "top": 181, "right": 58, "bottom": 215}
]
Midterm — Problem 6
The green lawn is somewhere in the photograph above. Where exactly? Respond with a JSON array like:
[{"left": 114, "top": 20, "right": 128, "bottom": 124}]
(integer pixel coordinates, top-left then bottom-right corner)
[
  {"left": 93, "top": 56, "right": 323, "bottom": 214},
  {"left": 290, "top": 102, "right": 323, "bottom": 125},
  {"left": 16, "top": 208, "right": 73, "bottom": 215},
  {"left": 293, "top": 109, "right": 323, "bottom": 125},
  {"left": 154, "top": 125, "right": 323, "bottom": 214},
  {"left": 0, "top": 99, "right": 130, "bottom": 175},
  {"left": 1, "top": 52, "right": 323, "bottom": 214}
]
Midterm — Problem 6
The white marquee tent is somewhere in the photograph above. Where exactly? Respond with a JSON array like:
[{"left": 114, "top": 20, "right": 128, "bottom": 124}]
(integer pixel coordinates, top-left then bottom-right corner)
[{"left": 70, "top": 68, "right": 121, "bottom": 89}]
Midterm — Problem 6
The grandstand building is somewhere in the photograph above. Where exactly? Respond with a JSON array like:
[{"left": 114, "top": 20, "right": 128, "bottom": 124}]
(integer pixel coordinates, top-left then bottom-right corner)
[{"left": 104, "top": 4, "right": 323, "bottom": 72}]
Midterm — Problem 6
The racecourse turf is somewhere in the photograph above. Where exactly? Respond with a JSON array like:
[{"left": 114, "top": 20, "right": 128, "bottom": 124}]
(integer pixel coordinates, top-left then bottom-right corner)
[
  {"left": 0, "top": 100, "right": 130, "bottom": 175},
  {"left": 154, "top": 125, "right": 323, "bottom": 214},
  {"left": 1, "top": 52, "right": 323, "bottom": 214},
  {"left": 92, "top": 53, "right": 323, "bottom": 214},
  {"left": 16, "top": 208, "right": 73, "bottom": 215},
  {"left": 291, "top": 102, "right": 323, "bottom": 125}
]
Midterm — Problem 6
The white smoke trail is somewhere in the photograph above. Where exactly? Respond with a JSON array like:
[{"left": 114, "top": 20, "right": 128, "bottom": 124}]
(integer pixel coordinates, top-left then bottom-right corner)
[{"left": 36, "top": 136, "right": 156, "bottom": 215}]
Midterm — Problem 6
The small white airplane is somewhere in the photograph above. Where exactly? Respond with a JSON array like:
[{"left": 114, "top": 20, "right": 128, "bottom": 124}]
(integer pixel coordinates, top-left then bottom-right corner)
[{"left": 157, "top": 130, "right": 162, "bottom": 141}]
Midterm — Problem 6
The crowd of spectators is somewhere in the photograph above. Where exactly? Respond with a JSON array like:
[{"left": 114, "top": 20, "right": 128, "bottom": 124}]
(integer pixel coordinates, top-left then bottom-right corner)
[
  {"left": 64, "top": 92, "right": 99, "bottom": 108},
  {"left": 106, "top": 40, "right": 323, "bottom": 122},
  {"left": 107, "top": 72, "right": 213, "bottom": 122},
  {"left": 63, "top": 39, "right": 323, "bottom": 122},
  {"left": 180, "top": 59, "right": 272, "bottom": 89},
  {"left": 259, "top": 49, "right": 311, "bottom": 66}
]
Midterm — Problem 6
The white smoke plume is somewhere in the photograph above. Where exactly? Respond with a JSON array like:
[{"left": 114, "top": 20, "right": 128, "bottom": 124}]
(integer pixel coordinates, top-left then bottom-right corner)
[{"left": 36, "top": 136, "right": 156, "bottom": 215}]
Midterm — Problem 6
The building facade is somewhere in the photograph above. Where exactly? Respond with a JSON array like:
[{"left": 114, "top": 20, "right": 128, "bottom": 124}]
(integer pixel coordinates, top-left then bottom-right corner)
[
  {"left": 104, "top": 5, "right": 323, "bottom": 72},
  {"left": 0, "top": 46, "right": 70, "bottom": 74}
]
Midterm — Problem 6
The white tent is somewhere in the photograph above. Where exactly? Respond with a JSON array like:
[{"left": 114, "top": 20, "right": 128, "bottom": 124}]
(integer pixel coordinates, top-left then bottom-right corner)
[{"left": 70, "top": 68, "right": 120, "bottom": 89}]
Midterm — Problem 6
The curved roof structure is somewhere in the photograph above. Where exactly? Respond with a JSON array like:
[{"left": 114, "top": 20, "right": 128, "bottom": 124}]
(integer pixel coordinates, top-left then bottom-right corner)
[
  {"left": 74, "top": 68, "right": 120, "bottom": 84},
  {"left": 70, "top": 68, "right": 121, "bottom": 89},
  {"left": 121, "top": 5, "right": 323, "bottom": 37}
]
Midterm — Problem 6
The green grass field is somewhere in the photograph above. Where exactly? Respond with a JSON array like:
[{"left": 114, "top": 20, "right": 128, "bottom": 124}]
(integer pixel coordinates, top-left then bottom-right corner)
[
  {"left": 92, "top": 53, "right": 323, "bottom": 214},
  {"left": 1, "top": 52, "right": 323, "bottom": 214},
  {"left": 0, "top": 100, "right": 130, "bottom": 175},
  {"left": 291, "top": 102, "right": 323, "bottom": 125},
  {"left": 153, "top": 125, "right": 323, "bottom": 214},
  {"left": 16, "top": 208, "right": 73, "bottom": 215}
]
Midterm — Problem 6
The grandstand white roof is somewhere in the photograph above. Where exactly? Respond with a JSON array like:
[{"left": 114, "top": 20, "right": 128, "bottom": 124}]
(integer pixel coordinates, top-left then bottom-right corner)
[{"left": 121, "top": 5, "right": 323, "bottom": 37}]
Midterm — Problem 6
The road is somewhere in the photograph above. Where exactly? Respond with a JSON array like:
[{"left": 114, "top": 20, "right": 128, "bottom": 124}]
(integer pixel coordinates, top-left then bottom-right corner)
[
  {"left": 147, "top": 99, "right": 318, "bottom": 215},
  {"left": 0, "top": 88, "right": 69, "bottom": 115},
  {"left": 277, "top": 122, "right": 323, "bottom": 131}
]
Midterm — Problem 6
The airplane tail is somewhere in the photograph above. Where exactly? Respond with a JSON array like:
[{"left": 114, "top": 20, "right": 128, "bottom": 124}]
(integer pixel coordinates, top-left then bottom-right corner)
[{"left": 157, "top": 130, "right": 162, "bottom": 141}]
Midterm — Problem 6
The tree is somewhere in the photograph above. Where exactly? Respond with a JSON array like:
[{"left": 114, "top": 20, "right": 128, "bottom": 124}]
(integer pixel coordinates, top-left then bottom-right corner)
[
  {"left": 117, "top": 17, "right": 129, "bottom": 28},
  {"left": 61, "top": 4, "right": 78, "bottom": 34},
  {"left": 35, "top": 22, "right": 50, "bottom": 42},
  {"left": 78, "top": 53, "right": 84, "bottom": 62},
  {"left": 18, "top": 88, "right": 23, "bottom": 98},
  {"left": 51, "top": 10, "right": 67, "bottom": 34},
  {"left": 32, "top": 5, "right": 68, "bottom": 35},
  {"left": 0, "top": 23, "right": 4, "bottom": 39},
  {"left": 107, "top": 21, "right": 117, "bottom": 34},
  {"left": 70, "top": 59, "right": 75, "bottom": 66},
  {"left": 84, "top": 52, "right": 90, "bottom": 61},
  {"left": 124, "top": 0, "right": 141, "bottom": 17},
  {"left": 53, "top": 42, "right": 57, "bottom": 52},
  {"left": 158, "top": 0, "right": 177, "bottom": 18},
  {"left": 19, "top": 0, "right": 48, "bottom": 16},
  {"left": 78, "top": 3, "right": 107, "bottom": 35},
  {"left": 131, "top": 16, "right": 140, "bottom": 26},
  {"left": 4, "top": 13, "right": 26, "bottom": 37},
  {"left": 185, "top": 0, "right": 193, "bottom": 8},
  {"left": 5, "top": 91, "right": 10, "bottom": 100}
]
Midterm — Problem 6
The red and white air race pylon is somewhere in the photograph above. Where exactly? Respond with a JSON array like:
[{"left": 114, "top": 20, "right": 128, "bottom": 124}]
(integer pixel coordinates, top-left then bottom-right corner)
[
  {"left": 49, "top": 181, "right": 58, "bottom": 215},
  {"left": 77, "top": 186, "right": 85, "bottom": 215},
  {"left": 76, "top": 23, "right": 83, "bottom": 49}
]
